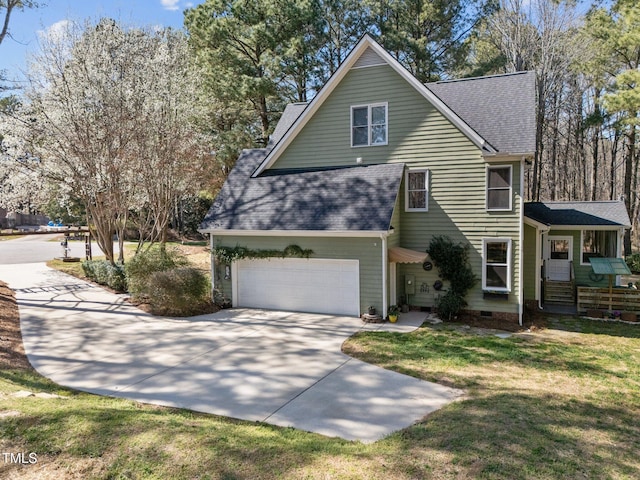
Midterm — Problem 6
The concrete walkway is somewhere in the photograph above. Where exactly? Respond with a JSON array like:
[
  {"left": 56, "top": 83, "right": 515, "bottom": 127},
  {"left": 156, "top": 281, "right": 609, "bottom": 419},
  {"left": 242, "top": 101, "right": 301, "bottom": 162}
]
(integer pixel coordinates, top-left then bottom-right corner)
[{"left": 0, "top": 263, "right": 462, "bottom": 443}]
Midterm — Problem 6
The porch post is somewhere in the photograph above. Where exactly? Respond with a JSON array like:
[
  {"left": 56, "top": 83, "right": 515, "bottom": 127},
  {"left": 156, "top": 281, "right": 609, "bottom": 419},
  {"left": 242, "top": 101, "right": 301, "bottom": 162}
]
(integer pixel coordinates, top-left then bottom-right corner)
[
  {"left": 617, "top": 227, "right": 625, "bottom": 286},
  {"left": 390, "top": 262, "right": 397, "bottom": 308},
  {"left": 210, "top": 234, "right": 216, "bottom": 301},
  {"left": 381, "top": 234, "right": 388, "bottom": 318}
]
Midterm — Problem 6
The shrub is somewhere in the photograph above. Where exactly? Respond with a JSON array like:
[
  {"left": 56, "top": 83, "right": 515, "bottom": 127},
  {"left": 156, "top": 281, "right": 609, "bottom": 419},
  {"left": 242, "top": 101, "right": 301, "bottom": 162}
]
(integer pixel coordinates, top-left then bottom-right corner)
[
  {"left": 145, "top": 267, "right": 210, "bottom": 316},
  {"left": 427, "top": 235, "right": 478, "bottom": 320},
  {"left": 626, "top": 253, "right": 640, "bottom": 274},
  {"left": 125, "top": 247, "right": 189, "bottom": 300},
  {"left": 435, "top": 291, "right": 467, "bottom": 322},
  {"left": 82, "top": 260, "right": 127, "bottom": 292}
]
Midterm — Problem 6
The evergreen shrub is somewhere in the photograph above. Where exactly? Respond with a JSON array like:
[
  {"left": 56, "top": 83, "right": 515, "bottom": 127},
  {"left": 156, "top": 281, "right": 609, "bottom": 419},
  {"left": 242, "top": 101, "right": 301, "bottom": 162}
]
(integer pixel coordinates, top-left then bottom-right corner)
[
  {"left": 82, "top": 260, "right": 127, "bottom": 292},
  {"left": 427, "top": 235, "right": 478, "bottom": 320},
  {"left": 145, "top": 267, "right": 210, "bottom": 315}
]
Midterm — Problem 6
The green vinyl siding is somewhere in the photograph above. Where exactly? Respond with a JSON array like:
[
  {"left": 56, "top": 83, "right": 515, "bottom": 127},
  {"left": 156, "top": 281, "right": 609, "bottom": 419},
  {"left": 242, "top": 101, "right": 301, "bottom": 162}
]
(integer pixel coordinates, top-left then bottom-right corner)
[
  {"left": 264, "top": 63, "right": 523, "bottom": 317},
  {"left": 271, "top": 64, "right": 479, "bottom": 170},
  {"left": 523, "top": 223, "right": 537, "bottom": 300},
  {"left": 211, "top": 235, "right": 383, "bottom": 315},
  {"left": 397, "top": 161, "right": 522, "bottom": 316}
]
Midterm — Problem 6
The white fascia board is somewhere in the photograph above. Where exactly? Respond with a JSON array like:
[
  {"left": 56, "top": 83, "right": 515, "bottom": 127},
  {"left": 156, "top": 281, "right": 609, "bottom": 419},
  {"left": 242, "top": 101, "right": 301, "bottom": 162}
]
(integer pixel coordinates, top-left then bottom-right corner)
[
  {"left": 548, "top": 224, "right": 631, "bottom": 231},
  {"left": 252, "top": 35, "right": 495, "bottom": 177},
  {"left": 483, "top": 152, "right": 535, "bottom": 162},
  {"left": 199, "top": 229, "right": 389, "bottom": 238},
  {"left": 523, "top": 216, "right": 550, "bottom": 231}
]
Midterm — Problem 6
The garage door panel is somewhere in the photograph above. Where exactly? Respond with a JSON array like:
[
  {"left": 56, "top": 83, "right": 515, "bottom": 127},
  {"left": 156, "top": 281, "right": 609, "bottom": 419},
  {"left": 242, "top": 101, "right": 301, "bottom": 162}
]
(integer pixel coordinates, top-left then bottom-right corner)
[{"left": 235, "top": 258, "right": 359, "bottom": 316}]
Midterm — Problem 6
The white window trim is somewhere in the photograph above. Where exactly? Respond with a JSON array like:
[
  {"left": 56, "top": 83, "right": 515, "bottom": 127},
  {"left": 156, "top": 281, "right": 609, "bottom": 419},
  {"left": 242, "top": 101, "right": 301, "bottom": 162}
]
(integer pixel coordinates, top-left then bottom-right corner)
[
  {"left": 482, "top": 237, "right": 512, "bottom": 292},
  {"left": 580, "top": 230, "right": 589, "bottom": 266},
  {"left": 351, "top": 102, "right": 388, "bottom": 147},
  {"left": 404, "top": 168, "right": 429, "bottom": 212},
  {"left": 486, "top": 165, "right": 513, "bottom": 211}
]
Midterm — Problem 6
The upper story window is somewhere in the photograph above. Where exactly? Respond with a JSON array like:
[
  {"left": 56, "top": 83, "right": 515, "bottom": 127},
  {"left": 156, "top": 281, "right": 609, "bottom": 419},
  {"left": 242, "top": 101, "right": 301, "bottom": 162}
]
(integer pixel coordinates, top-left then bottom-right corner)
[
  {"left": 486, "top": 165, "right": 512, "bottom": 211},
  {"left": 405, "top": 168, "right": 429, "bottom": 212},
  {"left": 351, "top": 103, "right": 387, "bottom": 147}
]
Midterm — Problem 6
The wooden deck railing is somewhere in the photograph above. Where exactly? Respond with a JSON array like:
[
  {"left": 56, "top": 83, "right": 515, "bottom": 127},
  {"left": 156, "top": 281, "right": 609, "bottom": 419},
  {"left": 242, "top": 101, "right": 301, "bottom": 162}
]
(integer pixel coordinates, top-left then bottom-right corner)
[{"left": 577, "top": 286, "right": 640, "bottom": 313}]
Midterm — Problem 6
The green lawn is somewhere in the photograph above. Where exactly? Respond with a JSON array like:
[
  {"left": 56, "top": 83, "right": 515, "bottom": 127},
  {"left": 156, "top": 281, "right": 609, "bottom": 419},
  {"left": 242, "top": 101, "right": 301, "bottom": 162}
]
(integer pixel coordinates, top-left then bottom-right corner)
[{"left": 1, "top": 313, "right": 639, "bottom": 478}]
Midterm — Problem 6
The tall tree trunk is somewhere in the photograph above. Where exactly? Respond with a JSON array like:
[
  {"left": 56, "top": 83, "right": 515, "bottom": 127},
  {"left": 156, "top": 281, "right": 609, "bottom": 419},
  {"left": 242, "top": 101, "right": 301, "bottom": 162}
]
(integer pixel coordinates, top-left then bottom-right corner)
[
  {"left": 590, "top": 89, "right": 602, "bottom": 201},
  {"left": 550, "top": 92, "right": 559, "bottom": 200},
  {"left": 623, "top": 129, "right": 636, "bottom": 255},
  {"left": 610, "top": 129, "right": 620, "bottom": 200}
]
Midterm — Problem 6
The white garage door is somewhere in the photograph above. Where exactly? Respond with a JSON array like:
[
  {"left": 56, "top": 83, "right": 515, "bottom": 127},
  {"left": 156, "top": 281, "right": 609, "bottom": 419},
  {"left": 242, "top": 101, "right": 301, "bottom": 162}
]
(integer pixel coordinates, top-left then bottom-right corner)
[{"left": 234, "top": 258, "right": 360, "bottom": 316}]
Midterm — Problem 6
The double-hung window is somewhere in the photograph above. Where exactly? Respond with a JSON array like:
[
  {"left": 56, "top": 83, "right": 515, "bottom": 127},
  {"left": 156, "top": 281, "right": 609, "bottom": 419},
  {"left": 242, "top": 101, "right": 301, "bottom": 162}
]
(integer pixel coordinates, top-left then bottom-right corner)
[
  {"left": 482, "top": 238, "right": 512, "bottom": 292},
  {"left": 405, "top": 168, "right": 429, "bottom": 212},
  {"left": 486, "top": 165, "right": 512, "bottom": 211},
  {"left": 351, "top": 103, "right": 387, "bottom": 147}
]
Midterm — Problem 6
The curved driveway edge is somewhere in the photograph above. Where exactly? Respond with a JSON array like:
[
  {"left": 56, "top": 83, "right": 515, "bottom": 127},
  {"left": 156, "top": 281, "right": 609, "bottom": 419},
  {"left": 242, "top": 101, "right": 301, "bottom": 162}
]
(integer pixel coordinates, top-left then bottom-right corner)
[{"left": 0, "top": 263, "right": 462, "bottom": 443}]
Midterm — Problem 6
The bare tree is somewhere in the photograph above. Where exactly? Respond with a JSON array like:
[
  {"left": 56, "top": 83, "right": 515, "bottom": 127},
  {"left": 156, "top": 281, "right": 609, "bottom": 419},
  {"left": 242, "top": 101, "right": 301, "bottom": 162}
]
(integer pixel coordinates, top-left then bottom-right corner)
[
  {"left": 0, "top": 1, "right": 41, "bottom": 46},
  {"left": 471, "top": 0, "right": 582, "bottom": 200}
]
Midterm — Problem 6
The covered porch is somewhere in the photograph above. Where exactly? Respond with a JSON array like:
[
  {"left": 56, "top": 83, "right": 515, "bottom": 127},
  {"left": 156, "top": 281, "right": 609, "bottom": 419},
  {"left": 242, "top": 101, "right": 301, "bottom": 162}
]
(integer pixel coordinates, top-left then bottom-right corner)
[{"left": 523, "top": 201, "right": 632, "bottom": 313}]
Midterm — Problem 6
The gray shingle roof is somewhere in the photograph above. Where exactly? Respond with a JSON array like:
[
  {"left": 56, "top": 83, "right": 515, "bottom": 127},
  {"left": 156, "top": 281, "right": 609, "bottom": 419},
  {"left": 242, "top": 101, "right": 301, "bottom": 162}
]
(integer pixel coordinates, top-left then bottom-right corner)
[
  {"left": 268, "top": 102, "right": 308, "bottom": 147},
  {"left": 200, "top": 149, "right": 404, "bottom": 232},
  {"left": 524, "top": 201, "right": 631, "bottom": 227},
  {"left": 426, "top": 71, "right": 537, "bottom": 154}
]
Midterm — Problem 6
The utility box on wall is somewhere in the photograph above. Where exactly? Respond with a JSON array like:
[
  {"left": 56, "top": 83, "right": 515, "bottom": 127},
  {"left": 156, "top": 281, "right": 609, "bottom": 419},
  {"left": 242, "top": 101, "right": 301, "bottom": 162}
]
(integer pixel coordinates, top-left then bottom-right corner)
[{"left": 405, "top": 274, "right": 415, "bottom": 295}]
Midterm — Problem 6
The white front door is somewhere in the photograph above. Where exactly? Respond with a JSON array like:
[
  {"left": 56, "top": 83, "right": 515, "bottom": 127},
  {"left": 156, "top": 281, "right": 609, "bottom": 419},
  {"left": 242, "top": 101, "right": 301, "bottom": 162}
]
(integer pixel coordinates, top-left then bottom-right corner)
[{"left": 545, "top": 236, "right": 573, "bottom": 281}]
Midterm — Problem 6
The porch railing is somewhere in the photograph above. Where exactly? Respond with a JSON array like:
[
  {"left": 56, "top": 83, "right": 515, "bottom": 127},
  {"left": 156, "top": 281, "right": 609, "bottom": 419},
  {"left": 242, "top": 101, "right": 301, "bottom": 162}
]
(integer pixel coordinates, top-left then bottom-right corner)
[{"left": 577, "top": 286, "right": 640, "bottom": 313}]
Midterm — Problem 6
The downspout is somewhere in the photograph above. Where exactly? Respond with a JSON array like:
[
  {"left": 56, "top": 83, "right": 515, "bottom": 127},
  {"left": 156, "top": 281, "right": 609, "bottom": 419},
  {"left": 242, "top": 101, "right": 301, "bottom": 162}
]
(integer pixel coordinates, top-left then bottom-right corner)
[
  {"left": 519, "top": 158, "right": 525, "bottom": 326},
  {"left": 381, "top": 233, "right": 388, "bottom": 318}
]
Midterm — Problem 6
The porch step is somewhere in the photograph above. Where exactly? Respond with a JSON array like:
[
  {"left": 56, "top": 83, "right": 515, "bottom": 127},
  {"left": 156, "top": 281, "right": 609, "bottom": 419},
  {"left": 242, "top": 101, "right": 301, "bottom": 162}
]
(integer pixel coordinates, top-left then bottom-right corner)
[{"left": 544, "top": 280, "right": 575, "bottom": 305}]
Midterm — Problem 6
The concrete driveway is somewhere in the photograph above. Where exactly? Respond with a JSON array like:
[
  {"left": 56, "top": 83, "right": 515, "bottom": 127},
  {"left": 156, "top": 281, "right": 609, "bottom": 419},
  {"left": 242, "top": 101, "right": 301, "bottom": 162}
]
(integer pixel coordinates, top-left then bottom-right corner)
[{"left": 0, "top": 263, "right": 461, "bottom": 443}]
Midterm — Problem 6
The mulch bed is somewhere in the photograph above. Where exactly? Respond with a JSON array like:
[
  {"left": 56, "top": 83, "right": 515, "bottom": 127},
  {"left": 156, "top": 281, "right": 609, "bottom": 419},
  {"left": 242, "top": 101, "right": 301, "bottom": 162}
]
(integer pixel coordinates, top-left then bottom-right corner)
[
  {"left": 0, "top": 281, "right": 32, "bottom": 371},
  {"left": 444, "top": 311, "right": 548, "bottom": 333}
]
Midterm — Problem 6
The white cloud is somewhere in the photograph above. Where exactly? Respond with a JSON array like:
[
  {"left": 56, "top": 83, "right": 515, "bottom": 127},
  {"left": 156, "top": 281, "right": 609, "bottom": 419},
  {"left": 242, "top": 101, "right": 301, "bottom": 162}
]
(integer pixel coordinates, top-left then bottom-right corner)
[
  {"left": 38, "top": 19, "right": 72, "bottom": 42},
  {"left": 160, "top": 0, "right": 180, "bottom": 11}
]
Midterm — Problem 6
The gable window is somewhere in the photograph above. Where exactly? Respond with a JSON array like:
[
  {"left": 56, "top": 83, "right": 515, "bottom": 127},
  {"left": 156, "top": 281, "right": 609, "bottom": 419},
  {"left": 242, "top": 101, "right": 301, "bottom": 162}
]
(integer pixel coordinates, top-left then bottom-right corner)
[
  {"left": 405, "top": 168, "right": 429, "bottom": 212},
  {"left": 482, "top": 238, "right": 512, "bottom": 292},
  {"left": 351, "top": 103, "right": 387, "bottom": 147},
  {"left": 582, "top": 230, "right": 617, "bottom": 264},
  {"left": 486, "top": 165, "right": 512, "bottom": 211}
]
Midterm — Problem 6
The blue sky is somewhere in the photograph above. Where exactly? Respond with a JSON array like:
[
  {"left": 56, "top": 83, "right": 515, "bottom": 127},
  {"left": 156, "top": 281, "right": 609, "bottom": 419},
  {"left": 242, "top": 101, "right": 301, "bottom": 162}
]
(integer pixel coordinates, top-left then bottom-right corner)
[{"left": 1, "top": 0, "right": 198, "bottom": 84}]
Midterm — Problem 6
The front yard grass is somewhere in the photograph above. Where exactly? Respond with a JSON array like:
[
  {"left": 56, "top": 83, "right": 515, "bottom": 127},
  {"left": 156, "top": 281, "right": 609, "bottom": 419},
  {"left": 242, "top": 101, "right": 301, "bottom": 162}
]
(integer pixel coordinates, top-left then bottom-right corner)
[
  {"left": 1, "top": 273, "right": 639, "bottom": 479},
  {"left": 343, "top": 318, "right": 640, "bottom": 479}
]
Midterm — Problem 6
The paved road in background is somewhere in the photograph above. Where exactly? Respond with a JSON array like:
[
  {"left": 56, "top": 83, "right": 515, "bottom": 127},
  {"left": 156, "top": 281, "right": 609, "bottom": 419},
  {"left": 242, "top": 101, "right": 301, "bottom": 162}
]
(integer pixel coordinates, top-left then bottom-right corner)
[{"left": 0, "top": 234, "right": 92, "bottom": 265}]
